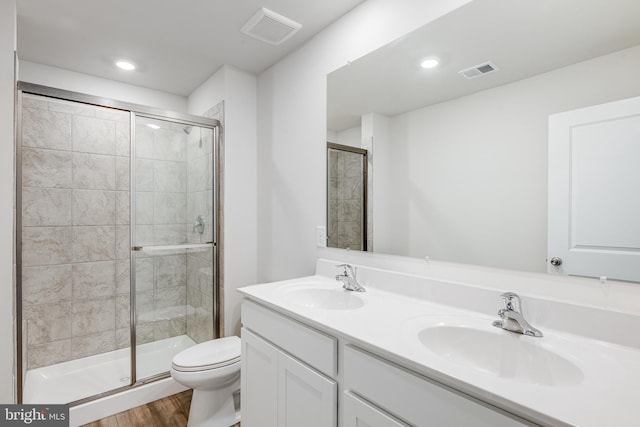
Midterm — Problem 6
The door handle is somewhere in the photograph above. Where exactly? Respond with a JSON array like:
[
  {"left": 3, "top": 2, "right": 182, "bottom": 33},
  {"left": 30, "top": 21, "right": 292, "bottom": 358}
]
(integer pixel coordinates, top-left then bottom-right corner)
[{"left": 550, "top": 257, "right": 563, "bottom": 266}]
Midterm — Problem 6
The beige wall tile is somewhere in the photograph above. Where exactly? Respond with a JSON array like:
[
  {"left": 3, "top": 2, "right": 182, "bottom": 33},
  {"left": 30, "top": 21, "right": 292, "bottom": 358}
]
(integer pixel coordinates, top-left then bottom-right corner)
[
  {"left": 135, "top": 323, "right": 154, "bottom": 345},
  {"left": 153, "top": 224, "right": 187, "bottom": 245},
  {"left": 155, "top": 286, "right": 186, "bottom": 310},
  {"left": 72, "top": 189, "right": 116, "bottom": 225},
  {"left": 115, "top": 327, "right": 131, "bottom": 349},
  {"left": 73, "top": 152, "right": 116, "bottom": 190},
  {"left": 72, "top": 260, "right": 116, "bottom": 299},
  {"left": 154, "top": 192, "right": 187, "bottom": 225},
  {"left": 72, "top": 330, "right": 116, "bottom": 359},
  {"left": 135, "top": 290, "right": 154, "bottom": 324},
  {"left": 135, "top": 192, "right": 154, "bottom": 225},
  {"left": 22, "top": 226, "right": 72, "bottom": 266},
  {"left": 135, "top": 124, "right": 154, "bottom": 159},
  {"left": 28, "top": 339, "right": 71, "bottom": 369},
  {"left": 154, "top": 254, "right": 186, "bottom": 288},
  {"left": 24, "top": 302, "right": 72, "bottom": 345},
  {"left": 22, "top": 265, "right": 72, "bottom": 306},
  {"left": 22, "top": 94, "right": 48, "bottom": 110},
  {"left": 22, "top": 188, "right": 72, "bottom": 227},
  {"left": 154, "top": 128, "right": 187, "bottom": 162},
  {"left": 155, "top": 160, "right": 186, "bottom": 193},
  {"left": 115, "top": 122, "right": 130, "bottom": 157},
  {"left": 22, "top": 108, "right": 72, "bottom": 150},
  {"left": 116, "top": 191, "right": 130, "bottom": 225},
  {"left": 116, "top": 156, "right": 130, "bottom": 191},
  {"left": 22, "top": 148, "right": 72, "bottom": 189},
  {"left": 72, "top": 296, "right": 115, "bottom": 336},
  {"left": 72, "top": 225, "right": 116, "bottom": 262},
  {"left": 73, "top": 115, "right": 116, "bottom": 155},
  {"left": 115, "top": 259, "right": 130, "bottom": 294},
  {"left": 135, "top": 159, "right": 154, "bottom": 191},
  {"left": 94, "top": 107, "right": 129, "bottom": 123},
  {"left": 134, "top": 257, "right": 154, "bottom": 291},
  {"left": 116, "top": 225, "right": 130, "bottom": 260},
  {"left": 154, "top": 319, "right": 186, "bottom": 341},
  {"left": 115, "top": 294, "right": 130, "bottom": 329}
]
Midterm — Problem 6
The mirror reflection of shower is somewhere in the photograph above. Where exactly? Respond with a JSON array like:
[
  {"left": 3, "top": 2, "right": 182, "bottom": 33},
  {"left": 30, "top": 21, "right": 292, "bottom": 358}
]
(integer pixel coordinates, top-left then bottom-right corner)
[{"left": 326, "top": 142, "right": 368, "bottom": 251}]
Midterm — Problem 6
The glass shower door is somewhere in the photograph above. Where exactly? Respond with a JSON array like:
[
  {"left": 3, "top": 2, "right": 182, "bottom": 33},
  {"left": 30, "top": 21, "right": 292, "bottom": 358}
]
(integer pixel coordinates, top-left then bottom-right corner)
[
  {"left": 18, "top": 93, "right": 133, "bottom": 404},
  {"left": 131, "top": 115, "right": 216, "bottom": 382}
]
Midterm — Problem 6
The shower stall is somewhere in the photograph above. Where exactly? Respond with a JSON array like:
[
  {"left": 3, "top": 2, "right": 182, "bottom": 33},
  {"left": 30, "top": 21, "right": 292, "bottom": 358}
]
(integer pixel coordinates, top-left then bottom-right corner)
[{"left": 15, "top": 83, "right": 222, "bottom": 407}]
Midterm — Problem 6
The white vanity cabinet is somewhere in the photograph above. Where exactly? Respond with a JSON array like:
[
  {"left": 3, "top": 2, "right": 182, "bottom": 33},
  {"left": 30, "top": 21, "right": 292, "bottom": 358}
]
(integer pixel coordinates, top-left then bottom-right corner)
[
  {"left": 241, "top": 301, "right": 338, "bottom": 427},
  {"left": 241, "top": 299, "right": 534, "bottom": 427}
]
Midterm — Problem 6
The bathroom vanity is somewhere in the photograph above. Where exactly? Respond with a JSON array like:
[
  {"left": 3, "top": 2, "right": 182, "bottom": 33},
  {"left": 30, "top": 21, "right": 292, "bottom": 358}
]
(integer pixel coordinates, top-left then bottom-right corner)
[{"left": 239, "top": 259, "right": 640, "bottom": 427}]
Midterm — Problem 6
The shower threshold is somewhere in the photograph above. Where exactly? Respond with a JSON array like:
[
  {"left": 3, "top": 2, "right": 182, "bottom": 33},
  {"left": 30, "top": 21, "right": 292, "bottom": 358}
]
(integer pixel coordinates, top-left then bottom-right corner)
[{"left": 24, "top": 335, "right": 196, "bottom": 404}]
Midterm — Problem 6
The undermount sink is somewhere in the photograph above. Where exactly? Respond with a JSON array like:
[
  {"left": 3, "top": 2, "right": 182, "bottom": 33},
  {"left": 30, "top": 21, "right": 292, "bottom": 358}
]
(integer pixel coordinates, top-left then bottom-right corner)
[
  {"left": 281, "top": 284, "right": 365, "bottom": 310},
  {"left": 415, "top": 320, "right": 583, "bottom": 386}
]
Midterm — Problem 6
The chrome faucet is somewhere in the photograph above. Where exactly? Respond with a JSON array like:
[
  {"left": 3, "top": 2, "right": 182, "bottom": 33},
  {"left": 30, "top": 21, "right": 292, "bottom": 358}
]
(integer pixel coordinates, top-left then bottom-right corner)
[
  {"left": 335, "top": 264, "right": 366, "bottom": 292},
  {"left": 492, "top": 292, "right": 543, "bottom": 337}
]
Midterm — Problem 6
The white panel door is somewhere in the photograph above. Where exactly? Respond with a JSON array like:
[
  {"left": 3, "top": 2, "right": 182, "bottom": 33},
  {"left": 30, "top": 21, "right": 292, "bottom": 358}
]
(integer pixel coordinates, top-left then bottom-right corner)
[
  {"left": 278, "top": 351, "right": 337, "bottom": 427},
  {"left": 548, "top": 96, "right": 640, "bottom": 282},
  {"left": 241, "top": 328, "right": 279, "bottom": 427}
]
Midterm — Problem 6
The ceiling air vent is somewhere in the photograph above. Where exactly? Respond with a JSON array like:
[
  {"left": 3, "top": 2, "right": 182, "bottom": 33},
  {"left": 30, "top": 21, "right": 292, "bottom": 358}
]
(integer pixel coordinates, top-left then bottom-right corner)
[
  {"left": 241, "top": 8, "right": 302, "bottom": 46},
  {"left": 458, "top": 61, "right": 499, "bottom": 79}
]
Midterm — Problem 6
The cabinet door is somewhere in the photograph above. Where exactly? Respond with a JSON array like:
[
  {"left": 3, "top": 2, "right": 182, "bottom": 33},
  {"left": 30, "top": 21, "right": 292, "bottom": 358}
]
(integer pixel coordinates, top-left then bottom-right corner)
[
  {"left": 343, "top": 392, "right": 409, "bottom": 427},
  {"left": 278, "top": 351, "right": 337, "bottom": 427},
  {"left": 242, "top": 328, "right": 279, "bottom": 427}
]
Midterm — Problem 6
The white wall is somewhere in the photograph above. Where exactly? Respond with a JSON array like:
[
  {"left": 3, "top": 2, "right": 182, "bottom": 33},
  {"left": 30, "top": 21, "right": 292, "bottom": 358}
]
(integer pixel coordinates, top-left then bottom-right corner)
[
  {"left": 257, "top": 0, "right": 472, "bottom": 282},
  {"left": 381, "top": 45, "right": 640, "bottom": 273},
  {"left": 361, "top": 113, "right": 392, "bottom": 254},
  {"left": 332, "top": 126, "right": 361, "bottom": 147},
  {"left": 0, "top": 0, "right": 16, "bottom": 404},
  {"left": 188, "top": 65, "right": 257, "bottom": 336},
  {"left": 19, "top": 61, "right": 187, "bottom": 112}
]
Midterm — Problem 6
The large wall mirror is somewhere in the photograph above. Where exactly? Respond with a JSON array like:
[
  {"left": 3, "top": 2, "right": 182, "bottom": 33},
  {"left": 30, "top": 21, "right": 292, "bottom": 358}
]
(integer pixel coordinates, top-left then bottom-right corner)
[{"left": 326, "top": 0, "right": 640, "bottom": 281}]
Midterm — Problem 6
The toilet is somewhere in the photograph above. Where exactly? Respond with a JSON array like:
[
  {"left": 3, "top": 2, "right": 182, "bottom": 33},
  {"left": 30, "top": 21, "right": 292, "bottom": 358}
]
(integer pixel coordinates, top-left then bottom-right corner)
[{"left": 170, "top": 336, "right": 241, "bottom": 427}]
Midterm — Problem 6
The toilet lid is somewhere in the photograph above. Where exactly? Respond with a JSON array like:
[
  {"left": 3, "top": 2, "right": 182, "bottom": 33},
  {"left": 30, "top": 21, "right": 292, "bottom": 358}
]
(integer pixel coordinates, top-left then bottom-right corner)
[{"left": 172, "top": 336, "right": 241, "bottom": 372}]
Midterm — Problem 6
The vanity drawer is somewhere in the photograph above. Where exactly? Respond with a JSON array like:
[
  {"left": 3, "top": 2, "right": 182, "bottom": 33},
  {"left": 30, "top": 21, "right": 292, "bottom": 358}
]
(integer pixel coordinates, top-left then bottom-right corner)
[
  {"left": 242, "top": 300, "right": 337, "bottom": 377},
  {"left": 344, "top": 345, "right": 533, "bottom": 427}
]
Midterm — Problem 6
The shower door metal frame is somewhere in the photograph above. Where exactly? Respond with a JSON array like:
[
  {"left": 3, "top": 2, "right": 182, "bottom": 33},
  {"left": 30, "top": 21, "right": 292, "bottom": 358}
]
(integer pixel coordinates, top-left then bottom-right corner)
[{"left": 14, "top": 82, "right": 223, "bottom": 405}]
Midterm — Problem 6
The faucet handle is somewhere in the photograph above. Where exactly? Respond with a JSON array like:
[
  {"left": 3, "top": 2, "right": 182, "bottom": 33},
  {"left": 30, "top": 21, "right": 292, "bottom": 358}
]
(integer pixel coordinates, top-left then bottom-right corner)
[
  {"left": 336, "top": 264, "right": 356, "bottom": 277},
  {"left": 499, "top": 292, "right": 522, "bottom": 312}
]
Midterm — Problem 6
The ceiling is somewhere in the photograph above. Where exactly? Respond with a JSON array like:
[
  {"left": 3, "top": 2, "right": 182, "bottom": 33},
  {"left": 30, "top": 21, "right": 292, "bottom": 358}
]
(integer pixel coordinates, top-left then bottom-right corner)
[
  {"left": 327, "top": 0, "right": 640, "bottom": 131},
  {"left": 16, "top": 0, "right": 365, "bottom": 96}
]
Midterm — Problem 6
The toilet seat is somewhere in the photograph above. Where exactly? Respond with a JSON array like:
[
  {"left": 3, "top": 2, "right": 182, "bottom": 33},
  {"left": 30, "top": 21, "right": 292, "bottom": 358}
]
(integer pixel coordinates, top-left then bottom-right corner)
[{"left": 172, "top": 336, "right": 241, "bottom": 372}]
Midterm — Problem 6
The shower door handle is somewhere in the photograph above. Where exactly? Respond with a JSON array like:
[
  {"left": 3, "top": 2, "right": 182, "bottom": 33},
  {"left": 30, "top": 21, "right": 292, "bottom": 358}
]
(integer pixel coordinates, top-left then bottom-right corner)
[{"left": 131, "top": 242, "right": 214, "bottom": 252}]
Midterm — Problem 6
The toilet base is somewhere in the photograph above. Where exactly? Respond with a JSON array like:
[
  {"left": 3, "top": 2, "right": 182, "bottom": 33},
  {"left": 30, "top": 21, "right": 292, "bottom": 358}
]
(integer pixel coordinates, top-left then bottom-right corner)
[{"left": 186, "top": 385, "right": 240, "bottom": 427}]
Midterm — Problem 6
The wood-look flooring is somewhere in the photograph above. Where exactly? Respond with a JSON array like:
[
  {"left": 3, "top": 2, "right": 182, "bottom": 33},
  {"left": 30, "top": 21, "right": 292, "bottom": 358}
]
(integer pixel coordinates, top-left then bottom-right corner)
[{"left": 82, "top": 390, "right": 241, "bottom": 427}]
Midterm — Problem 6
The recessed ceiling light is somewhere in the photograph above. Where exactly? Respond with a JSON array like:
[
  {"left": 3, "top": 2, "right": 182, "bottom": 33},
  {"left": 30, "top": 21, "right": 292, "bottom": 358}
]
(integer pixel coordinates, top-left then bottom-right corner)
[
  {"left": 420, "top": 58, "right": 440, "bottom": 69},
  {"left": 147, "top": 124, "right": 160, "bottom": 130},
  {"left": 116, "top": 61, "right": 136, "bottom": 71}
]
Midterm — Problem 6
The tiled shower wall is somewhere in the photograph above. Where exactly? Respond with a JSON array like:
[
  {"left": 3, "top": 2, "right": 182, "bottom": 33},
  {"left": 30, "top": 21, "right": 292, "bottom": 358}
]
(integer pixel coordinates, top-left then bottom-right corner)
[
  {"left": 327, "top": 149, "right": 365, "bottom": 251},
  {"left": 21, "top": 94, "right": 131, "bottom": 369}
]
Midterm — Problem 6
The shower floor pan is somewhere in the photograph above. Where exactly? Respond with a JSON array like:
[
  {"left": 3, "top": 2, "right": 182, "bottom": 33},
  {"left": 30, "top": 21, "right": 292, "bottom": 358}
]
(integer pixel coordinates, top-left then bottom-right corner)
[{"left": 24, "top": 335, "right": 196, "bottom": 404}]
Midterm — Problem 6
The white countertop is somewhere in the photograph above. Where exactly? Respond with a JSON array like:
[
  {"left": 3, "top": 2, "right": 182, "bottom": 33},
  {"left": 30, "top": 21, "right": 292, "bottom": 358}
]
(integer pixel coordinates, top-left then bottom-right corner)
[{"left": 238, "top": 274, "right": 640, "bottom": 427}]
